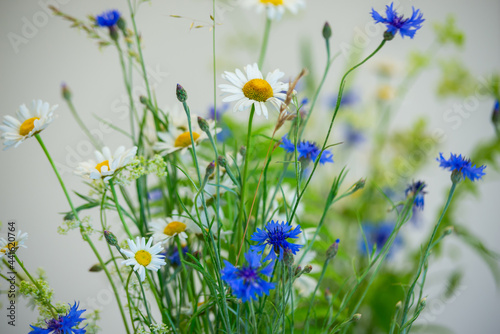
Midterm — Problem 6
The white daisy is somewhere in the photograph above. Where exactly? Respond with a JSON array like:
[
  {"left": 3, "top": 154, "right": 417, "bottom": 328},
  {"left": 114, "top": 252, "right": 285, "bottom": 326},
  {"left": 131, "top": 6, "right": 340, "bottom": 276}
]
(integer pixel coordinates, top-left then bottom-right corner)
[
  {"left": 0, "top": 230, "right": 28, "bottom": 258},
  {"left": 219, "top": 63, "right": 289, "bottom": 119},
  {"left": 75, "top": 146, "right": 137, "bottom": 181},
  {"left": 153, "top": 118, "right": 219, "bottom": 156},
  {"left": 121, "top": 237, "right": 166, "bottom": 282},
  {"left": 150, "top": 213, "right": 189, "bottom": 245},
  {"left": 0, "top": 100, "right": 57, "bottom": 150},
  {"left": 244, "top": 0, "right": 306, "bottom": 20}
]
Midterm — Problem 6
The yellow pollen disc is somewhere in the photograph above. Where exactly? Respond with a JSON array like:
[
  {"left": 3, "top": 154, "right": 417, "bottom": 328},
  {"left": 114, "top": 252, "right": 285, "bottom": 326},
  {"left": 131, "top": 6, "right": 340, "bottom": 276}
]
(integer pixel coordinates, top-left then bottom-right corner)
[
  {"left": 134, "top": 250, "right": 152, "bottom": 266},
  {"left": 163, "top": 221, "right": 187, "bottom": 236},
  {"left": 95, "top": 160, "right": 110, "bottom": 173},
  {"left": 174, "top": 131, "right": 200, "bottom": 148},
  {"left": 1, "top": 241, "right": 19, "bottom": 254},
  {"left": 260, "top": 0, "right": 283, "bottom": 5},
  {"left": 242, "top": 79, "right": 273, "bottom": 102},
  {"left": 19, "top": 117, "right": 40, "bottom": 136}
]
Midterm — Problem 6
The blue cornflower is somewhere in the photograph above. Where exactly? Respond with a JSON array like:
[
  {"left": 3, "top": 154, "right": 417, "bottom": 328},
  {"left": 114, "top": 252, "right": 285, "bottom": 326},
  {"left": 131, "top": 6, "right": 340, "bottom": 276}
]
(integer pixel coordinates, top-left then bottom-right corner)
[
  {"left": 437, "top": 153, "right": 486, "bottom": 182},
  {"left": 147, "top": 188, "right": 163, "bottom": 201},
  {"left": 343, "top": 124, "right": 365, "bottom": 146},
  {"left": 280, "top": 135, "right": 334, "bottom": 165},
  {"left": 405, "top": 180, "right": 427, "bottom": 210},
  {"left": 328, "top": 89, "right": 359, "bottom": 109},
  {"left": 166, "top": 245, "right": 189, "bottom": 266},
  {"left": 371, "top": 3, "right": 424, "bottom": 39},
  {"left": 359, "top": 222, "right": 402, "bottom": 258},
  {"left": 221, "top": 250, "right": 275, "bottom": 302},
  {"left": 250, "top": 220, "right": 302, "bottom": 261},
  {"left": 30, "top": 302, "right": 86, "bottom": 333},
  {"left": 96, "top": 10, "right": 120, "bottom": 27}
]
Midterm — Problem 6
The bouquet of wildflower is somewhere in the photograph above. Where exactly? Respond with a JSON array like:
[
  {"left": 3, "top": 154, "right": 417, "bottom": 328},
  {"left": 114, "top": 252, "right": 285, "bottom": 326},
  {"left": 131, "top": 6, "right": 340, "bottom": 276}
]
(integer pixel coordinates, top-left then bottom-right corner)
[{"left": 1, "top": 1, "right": 499, "bottom": 333}]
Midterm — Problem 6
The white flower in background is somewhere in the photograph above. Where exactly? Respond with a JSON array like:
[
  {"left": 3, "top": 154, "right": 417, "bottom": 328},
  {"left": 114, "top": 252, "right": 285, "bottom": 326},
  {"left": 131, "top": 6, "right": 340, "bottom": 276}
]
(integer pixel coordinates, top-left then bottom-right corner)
[
  {"left": 219, "top": 63, "right": 288, "bottom": 118},
  {"left": 75, "top": 146, "right": 137, "bottom": 181},
  {"left": 266, "top": 184, "right": 304, "bottom": 219},
  {"left": 245, "top": 0, "right": 306, "bottom": 20},
  {"left": 150, "top": 213, "right": 189, "bottom": 244},
  {"left": 0, "top": 100, "right": 57, "bottom": 150},
  {"left": 121, "top": 237, "right": 166, "bottom": 282},
  {"left": 153, "top": 118, "right": 219, "bottom": 156},
  {"left": 0, "top": 230, "right": 28, "bottom": 258}
]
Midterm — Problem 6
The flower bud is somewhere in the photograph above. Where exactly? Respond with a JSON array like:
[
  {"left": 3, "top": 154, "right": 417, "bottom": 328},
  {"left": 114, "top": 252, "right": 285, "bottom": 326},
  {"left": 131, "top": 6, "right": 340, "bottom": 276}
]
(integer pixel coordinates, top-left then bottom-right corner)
[
  {"left": 139, "top": 95, "right": 148, "bottom": 105},
  {"left": 322, "top": 22, "right": 332, "bottom": 40},
  {"left": 89, "top": 264, "right": 102, "bottom": 272},
  {"left": 451, "top": 169, "right": 463, "bottom": 184},
  {"left": 197, "top": 116, "right": 210, "bottom": 133},
  {"left": 61, "top": 82, "right": 71, "bottom": 101},
  {"left": 383, "top": 30, "right": 395, "bottom": 41},
  {"left": 205, "top": 161, "right": 216, "bottom": 177},
  {"left": 176, "top": 84, "right": 188, "bottom": 102},
  {"left": 326, "top": 239, "right": 340, "bottom": 260},
  {"left": 283, "top": 249, "right": 294, "bottom": 266},
  {"left": 352, "top": 179, "right": 365, "bottom": 192},
  {"left": 303, "top": 264, "right": 312, "bottom": 274},
  {"left": 352, "top": 314, "right": 362, "bottom": 322},
  {"left": 294, "top": 265, "right": 302, "bottom": 277},
  {"left": 217, "top": 155, "right": 227, "bottom": 169},
  {"left": 109, "top": 26, "right": 119, "bottom": 41},
  {"left": 419, "top": 297, "right": 427, "bottom": 308},
  {"left": 443, "top": 226, "right": 454, "bottom": 236},
  {"left": 117, "top": 17, "right": 127, "bottom": 34},
  {"left": 104, "top": 230, "right": 118, "bottom": 246},
  {"left": 239, "top": 145, "right": 246, "bottom": 157}
]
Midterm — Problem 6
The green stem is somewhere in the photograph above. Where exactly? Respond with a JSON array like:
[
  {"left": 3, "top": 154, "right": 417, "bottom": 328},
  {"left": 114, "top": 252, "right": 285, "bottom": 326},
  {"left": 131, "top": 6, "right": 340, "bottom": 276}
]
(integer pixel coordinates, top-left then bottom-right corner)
[
  {"left": 109, "top": 180, "right": 134, "bottom": 239},
  {"left": 65, "top": 98, "right": 102, "bottom": 149},
  {"left": 400, "top": 182, "right": 458, "bottom": 331},
  {"left": 288, "top": 40, "right": 386, "bottom": 224},
  {"left": 258, "top": 18, "right": 272, "bottom": 69}
]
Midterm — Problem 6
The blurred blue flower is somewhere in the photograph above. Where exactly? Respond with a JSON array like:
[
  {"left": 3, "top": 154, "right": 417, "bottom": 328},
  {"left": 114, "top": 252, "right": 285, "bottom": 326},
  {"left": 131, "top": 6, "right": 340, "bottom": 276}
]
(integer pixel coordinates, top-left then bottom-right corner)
[
  {"left": 221, "top": 250, "right": 275, "bottom": 302},
  {"left": 30, "top": 302, "right": 86, "bottom": 333},
  {"left": 251, "top": 220, "right": 302, "bottom": 261},
  {"left": 359, "top": 222, "right": 402, "bottom": 258},
  {"left": 437, "top": 153, "right": 486, "bottom": 182},
  {"left": 343, "top": 124, "right": 365, "bottom": 146},
  {"left": 166, "top": 245, "right": 189, "bottom": 266},
  {"left": 147, "top": 188, "right": 163, "bottom": 201},
  {"left": 328, "top": 90, "right": 359, "bottom": 109},
  {"left": 405, "top": 180, "right": 427, "bottom": 210},
  {"left": 96, "top": 10, "right": 120, "bottom": 28},
  {"left": 207, "top": 104, "right": 229, "bottom": 122},
  {"left": 280, "top": 135, "right": 334, "bottom": 165},
  {"left": 371, "top": 3, "right": 424, "bottom": 39}
]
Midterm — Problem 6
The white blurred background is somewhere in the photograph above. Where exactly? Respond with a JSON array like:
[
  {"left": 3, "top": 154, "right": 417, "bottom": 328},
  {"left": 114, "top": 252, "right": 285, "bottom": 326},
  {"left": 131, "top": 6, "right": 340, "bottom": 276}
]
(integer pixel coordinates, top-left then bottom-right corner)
[{"left": 0, "top": 0, "right": 499, "bottom": 333}]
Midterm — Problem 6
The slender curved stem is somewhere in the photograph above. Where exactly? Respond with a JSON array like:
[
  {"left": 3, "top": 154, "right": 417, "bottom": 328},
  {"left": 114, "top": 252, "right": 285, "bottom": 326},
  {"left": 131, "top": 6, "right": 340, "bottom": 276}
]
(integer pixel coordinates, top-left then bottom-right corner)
[{"left": 258, "top": 18, "right": 272, "bottom": 69}]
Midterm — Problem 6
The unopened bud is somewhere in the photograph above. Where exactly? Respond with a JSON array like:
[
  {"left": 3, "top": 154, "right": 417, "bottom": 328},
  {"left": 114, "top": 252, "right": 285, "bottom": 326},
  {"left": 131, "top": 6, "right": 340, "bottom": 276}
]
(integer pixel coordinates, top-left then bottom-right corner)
[
  {"left": 451, "top": 170, "right": 463, "bottom": 184},
  {"left": 326, "top": 239, "right": 340, "bottom": 259},
  {"left": 117, "top": 17, "right": 126, "bottom": 34},
  {"left": 294, "top": 265, "right": 302, "bottom": 277},
  {"left": 139, "top": 95, "right": 148, "bottom": 105},
  {"left": 239, "top": 146, "right": 246, "bottom": 157},
  {"left": 352, "top": 179, "right": 365, "bottom": 192},
  {"left": 395, "top": 301, "right": 402, "bottom": 309},
  {"left": 352, "top": 313, "right": 362, "bottom": 322},
  {"left": 283, "top": 249, "right": 294, "bottom": 266},
  {"left": 205, "top": 161, "right": 216, "bottom": 176},
  {"left": 104, "top": 230, "right": 118, "bottom": 246},
  {"left": 176, "top": 84, "right": 187, "bottom": 102},
  {"left": 322, "top": 22, "right": 332, "bottom": 40},
  {"left": 61, "top": 82, "right": 71, "bottom": 101},
  {"left": 303, "top": 264, "right": 312, "bottom": 274},
  {"left": 89, "top": 263, "right": 102, "bottom": 272},
  {"left": 217, "top": 155, "right": 227, "bottom": 168},
  {"left": 383, "top": 30, "right": 395, "bottom": 41},
  {"left": 443, "top": 226, "right": 454, "bottom": 236},
  {"left": 109, "top": 26, "right": 119, "bottom": 41},
  {"left": 197, "top": 116, "right": 210, "bottom": 133},
  {"left": 419, "top": 297, "right": 427, "bottom": 308}
]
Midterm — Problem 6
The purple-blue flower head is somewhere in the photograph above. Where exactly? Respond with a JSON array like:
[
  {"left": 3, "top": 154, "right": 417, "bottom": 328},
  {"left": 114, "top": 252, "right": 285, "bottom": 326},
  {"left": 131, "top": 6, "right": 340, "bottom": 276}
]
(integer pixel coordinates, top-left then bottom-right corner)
[
  {"left": 30, "top": 302, "right": 86, "bottom": 333},
  {"left": 371, "top": 3, "right": 424, "bottom": 39},
  {"left": 250, "top": 220, "right": 303, "bottom": 261},
  {"left": 96, "top": 10, "right": 120, "bottom": 27},
  {"left": 280, "top": 135, "right": 334, "bottom": 165},
  {"left": 221, "top": 250, "right": 275, "bottom": 302},
  {"left": 405, "top": 180, "right": 427, "bottom": 210},
  {"left": 437, "top": 153, "right": 486, "bottom": 182},
  {"left": 359, "top": 222, "right": 402, "bottom": 258},
  {"left": 166, "top": 245, "right": 189, "bottom": 266}
]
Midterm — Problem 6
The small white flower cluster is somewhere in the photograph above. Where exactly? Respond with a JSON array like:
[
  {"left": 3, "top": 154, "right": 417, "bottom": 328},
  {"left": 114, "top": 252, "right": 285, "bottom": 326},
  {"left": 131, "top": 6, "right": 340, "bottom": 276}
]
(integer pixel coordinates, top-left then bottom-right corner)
[
  {"left": 57, "top": 216, "right": 94, "bottom": 236},
  {"left": 136, "top": 323, "right": 173, "bottom": 334}
]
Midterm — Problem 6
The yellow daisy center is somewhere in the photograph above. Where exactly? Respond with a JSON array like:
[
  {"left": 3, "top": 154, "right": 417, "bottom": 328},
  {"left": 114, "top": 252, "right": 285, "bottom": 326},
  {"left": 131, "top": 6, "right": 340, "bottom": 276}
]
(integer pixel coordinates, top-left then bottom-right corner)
[
  {"left": 19, "top": 117, "right": 40, "bottom": 136},
  {"left": 1, "top": 241, "right": 18, "bottom": 254},
  {"left": 242, "top": 79, "right": 273, "bottom": 102},
  {"left": 95, "top": 160, "right": 110, "bottom": 173},
  {"left": 163, "top": 221, "right": 187, "bottom": 236},
  {"left": 260, "top": 0, "right": 283, "bottom": 5},
  {"left": 134, "top": 250, "right": 152, "bottom": 266},
  {"left": 174, "top": 131, "right": 200, "bottom": 148}
]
